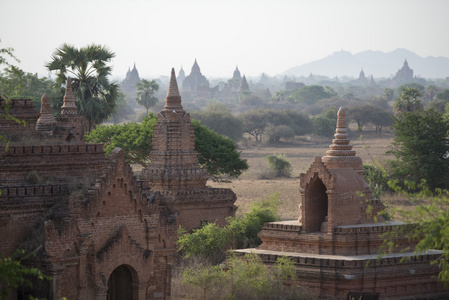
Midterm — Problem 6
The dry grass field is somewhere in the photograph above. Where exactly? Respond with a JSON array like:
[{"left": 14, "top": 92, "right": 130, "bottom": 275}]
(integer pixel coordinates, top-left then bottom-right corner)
[{"left": 210, "top": 127, "right": 395, "bottom": 220}]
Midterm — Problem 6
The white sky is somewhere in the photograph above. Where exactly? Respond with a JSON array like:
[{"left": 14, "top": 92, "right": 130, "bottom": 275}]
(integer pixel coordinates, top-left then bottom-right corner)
[{"left": 1, "top": 0, "right": 448, "bottom": 79}]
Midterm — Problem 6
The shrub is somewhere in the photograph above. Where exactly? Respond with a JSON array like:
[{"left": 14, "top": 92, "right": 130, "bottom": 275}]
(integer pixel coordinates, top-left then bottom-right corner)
[
  {"left": 265, "top": 154, "right": 292, "bottom": 177},
  {"left": 177, "top": 193, "right": 281, "bottom": 260}
]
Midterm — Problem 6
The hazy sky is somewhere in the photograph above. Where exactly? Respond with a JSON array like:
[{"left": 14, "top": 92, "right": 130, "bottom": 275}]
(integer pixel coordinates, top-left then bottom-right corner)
[{"left": 1, "top": 0, "right": 448, "bottom": 79}]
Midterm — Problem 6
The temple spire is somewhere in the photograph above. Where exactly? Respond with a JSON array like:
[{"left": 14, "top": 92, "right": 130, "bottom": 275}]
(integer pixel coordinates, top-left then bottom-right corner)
[
  {"left": 36, "top": 93, "right": 56, "bottom": 126},
  {"left": 321, "top": 107, "right": 363, "bottom": 174},
  {"left": 61, "top": 77, "right": 77, "bottom": 114},
  {"left": 164, "top": 68, "right": 183, "bottom": 111}
]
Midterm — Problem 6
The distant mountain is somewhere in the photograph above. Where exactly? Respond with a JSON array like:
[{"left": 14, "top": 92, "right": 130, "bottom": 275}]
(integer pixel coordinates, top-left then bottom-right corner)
[{"left": 283, "top": 49, "right": 449, "bottom": 79}]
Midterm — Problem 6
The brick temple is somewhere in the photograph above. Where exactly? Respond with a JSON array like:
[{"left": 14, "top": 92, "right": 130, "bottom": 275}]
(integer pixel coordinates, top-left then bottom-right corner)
[
  {"left": 236, "top": 107, "right": 448, "bottom": 300},
  {"left": 0, "top": 69, "right": 236, "bottom": 299}
]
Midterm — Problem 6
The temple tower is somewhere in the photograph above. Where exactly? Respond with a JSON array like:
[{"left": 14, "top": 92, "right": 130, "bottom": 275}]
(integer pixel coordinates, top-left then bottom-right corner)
[
  {"left": 141, "top": 69, "right": 237, "bottom": 231},
  {"left": 236, "top": 107, "right": 447, "bottom": 299},
  {"left": 36, "top": 93, "right": 56, "bottom": 136},
  {"left": 141, "top": 68, "right": 208, "bottom": 190}
]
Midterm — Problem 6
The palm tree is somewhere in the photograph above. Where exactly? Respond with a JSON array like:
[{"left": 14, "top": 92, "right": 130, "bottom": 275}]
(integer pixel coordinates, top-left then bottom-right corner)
[
  {"left": 46, "top": 44, "right": 119, "bottom": 131},
  {"left": 136, "top": 79, "right": 159, "bottom": 115}
]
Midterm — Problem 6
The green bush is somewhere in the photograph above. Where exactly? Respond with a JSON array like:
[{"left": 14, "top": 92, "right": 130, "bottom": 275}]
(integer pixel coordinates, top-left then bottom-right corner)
[
  {"left": 265, "top": 154, "right": 292, "bottom": 177},
  {"left": 177, "top": 193, "right": 281, "bottom": 260},
  {"left": 180, "top": 253, "right": 306, "bottom": 300},
  {"left": 363, "top": 164, "right": 392, "bottom": 199}
]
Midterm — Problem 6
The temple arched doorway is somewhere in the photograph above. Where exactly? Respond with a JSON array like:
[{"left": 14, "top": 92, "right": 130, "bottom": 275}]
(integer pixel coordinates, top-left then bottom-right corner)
[
  {"left": 304, "top": 177, "right": 328, "bottom": 232},
  {"left": 107, "top": 265, "right": 136, "bottom": 300}
]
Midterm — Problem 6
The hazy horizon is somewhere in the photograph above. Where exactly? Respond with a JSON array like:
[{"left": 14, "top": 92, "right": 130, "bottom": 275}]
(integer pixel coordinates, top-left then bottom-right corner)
[{"left": 1, "top": 0, "right": 448, "bottom": 79}]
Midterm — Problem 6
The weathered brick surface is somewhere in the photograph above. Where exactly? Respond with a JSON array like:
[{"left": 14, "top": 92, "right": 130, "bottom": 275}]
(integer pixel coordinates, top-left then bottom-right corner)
[
  {"left": 1, "top": 71, "right": 238, "bottom": 299},
  {"left": 141, "top": 69, "right": 237, "bottom": 231},
  {"left": 241, "top": 107, "right": 449, "bottom": 299}
]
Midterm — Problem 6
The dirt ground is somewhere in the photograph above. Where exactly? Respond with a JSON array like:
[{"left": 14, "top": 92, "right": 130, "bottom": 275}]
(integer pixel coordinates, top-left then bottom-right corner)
[{"left": 209, "top": 128, "right": 395, "bottom": 220}]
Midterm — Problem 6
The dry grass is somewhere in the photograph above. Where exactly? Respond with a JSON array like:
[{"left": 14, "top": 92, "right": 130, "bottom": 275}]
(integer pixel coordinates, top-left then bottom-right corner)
[{"left": 210, "top": 128, "right": 396, "bottom": 219}]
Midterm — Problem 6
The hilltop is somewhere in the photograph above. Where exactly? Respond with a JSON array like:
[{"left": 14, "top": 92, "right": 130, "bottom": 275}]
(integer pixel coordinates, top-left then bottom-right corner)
[{"left": 284, "top": 48, "right": 449, "bottom": 79}]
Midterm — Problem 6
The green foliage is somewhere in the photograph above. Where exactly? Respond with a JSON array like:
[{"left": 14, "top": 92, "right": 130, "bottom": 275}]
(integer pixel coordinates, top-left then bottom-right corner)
[
  {"left": 312, "top": 106, "right": 338, "bottom": 137},
  {"left": 223, "top": 253, "right": 300, "bottom": 300},
  {"left": 0, "top": 249, "right": 50, "bottom": 299},
  {"left": 181, "top": 264, "right": 225, "bottom": 300},
  {"left": 388, "top": 109, "right": 449, "bottom": 190},
  {"left": 436, "top": 89, "right": 449, "bottom": 102},
  {"left": 363, "top": 164, "right": 392, "bottom": 199},
  {"left": 394, "top": 87, "right": 423, "bottom": 114},
  {"left": 290, "top": 85, "right": 335, "bottom": 104},
  {"left": 191, "top": 102, "right": 243, "bottom": 142},
  {"left": 86, "top": 115, "right": 156, "bottom": 166},
  {"left": 86, "top": 115, "right": 248, "bottom": 180},
  {"left": 46, "top": 43, "right": 119, "bottom": 131},
  {"left": 177, "top": 224, "right": 230, "bottom": 262},
  {"left": 265, "top": 154, "right": 292, "bottom": 177},
  {"left": 177, "top": 193, "right": 280, "bottom": 259},
  {"left": 0, "top": 66, "right": 59, "bottom": 111},
  {"left": 136, "top": 79, "right": 159, "bottom": 115},
  {"left": 383, "top": 87, "right": 395, "bottom": 101},
  {"left": 192, "top": 120, "right": 248, "bottom": 180},
  {"left": 382, "top": 183, "right": 449, "bottom": 284},
  {"left": 180, "top": 253, "right": 302, "bottom": 300},
  {"left": 348, "top": 103, "right": 393, "bottom": 133},
  {"left": 239, "top": 109, "right": 312, "bottom": 142},
  {"left": 265, "top": 125, "right": 295, "bottom": 143}
]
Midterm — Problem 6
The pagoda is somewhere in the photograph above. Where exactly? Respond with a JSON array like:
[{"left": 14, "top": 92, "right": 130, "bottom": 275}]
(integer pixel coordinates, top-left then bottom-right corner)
[
  {"left": 236, "top": 107, "right": 447, "bottom": 299},
  {"left": 141, "top": 69, "right": 236, "bottom": 231}
]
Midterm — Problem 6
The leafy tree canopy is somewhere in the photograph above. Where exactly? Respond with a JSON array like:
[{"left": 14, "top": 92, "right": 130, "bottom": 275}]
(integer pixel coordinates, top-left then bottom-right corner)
[
  {"left": 46, "top": 43, "right": 119, "bottom": 131},
  {"left": 85, "top": 115, "right": 248, "bottom": 180},
  {"left": 388, "top": 108, "right": 449, "bottom": 190},
  {"left": 0, "top": 66, "right": 59, "bottom": 111},
  {"left": 136, "top": 79, "right": 159, "bottom": 115},
  {"left": 191, "top": 102, "right": 243, "bottom": 142},
  {"left": 393, "top": 87, "right": 423, "bottom": 114},
  {"left": 290, "top": 85, "right": 335, "bottom": 104}
]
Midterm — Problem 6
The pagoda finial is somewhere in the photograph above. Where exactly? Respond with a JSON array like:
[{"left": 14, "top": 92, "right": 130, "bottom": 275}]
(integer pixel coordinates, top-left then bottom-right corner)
[
  {"left": 164, "top": 68, "right": 183, "bottom": 111},
  {"left": 321, "top": 106, "right": 363, "bottom": 174},
  {"left": 36, "top": 93, "right": 56, "bottom": 126},
  {"left": 61, "top": 77, "right": 77, "bottom": 115}
]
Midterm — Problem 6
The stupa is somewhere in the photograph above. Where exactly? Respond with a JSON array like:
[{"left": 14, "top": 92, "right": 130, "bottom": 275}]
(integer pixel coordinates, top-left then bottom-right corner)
[
  {"left": 236, "top": 107, "right": 447, "bottom": 299},
  {"left": 141, "top": 68, "right": 237, "bottom": 231}
]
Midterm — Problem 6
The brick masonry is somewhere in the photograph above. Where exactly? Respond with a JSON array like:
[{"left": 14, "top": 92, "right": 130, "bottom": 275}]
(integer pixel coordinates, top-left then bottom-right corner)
[
  {"left": 0, "top": 71, "right": 237, "bottom": 300},
  {"left": 235, "top": 107, "right": 449, "bottom": 299}
]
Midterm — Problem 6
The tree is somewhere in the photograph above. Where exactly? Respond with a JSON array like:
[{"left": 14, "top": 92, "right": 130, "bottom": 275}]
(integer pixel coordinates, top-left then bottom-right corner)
[
  {"left": 383, "top": 87, "right": 394, "bottom": 102},
  {"left": 239, "top": 109, "right": 269, "bottom": 142},
  {"left": 85, "top": 115, "right": 156, "bottom": 166},
  {"left": 381, "top": 184, "right": 449, "bottom": 284},
  {"left": 136, "top": 79, "right": 159, "bottom": 115},
  {"left": 436, "top": 89, "right": 449, "bottom": 102},
  {"left": 0, "top": 66, "right": 59, "bottom": 111},
  {"left": 290, "top": 85, "right": 334, "bottom": 104},
  {"left": 192, "top": 120, "right": 248, "bottom": 179},
  {"left": 425, "top": 85, "right": 437, "bottom": 102},
  {"left": 388, "top": 109, "right": 449, "bottom": 190},
  {"left": 85, "top": 115, "right": 248, "bottom": 180},
  {"left": 265, "top": 125, "right": 295, "bottom": 143},
  {"left": 191, "top": 102, "right": 243, "bottom": 142},
  {"left": 393, "top": 87, "right": 423, "bottom": 114},
  {"left": 46, "top": 43, "right": 119, "bottom": 131},
  {"left": 0, "top": 39, "right": 19, "bottom": 67},
  {"left": 265, "top": 154, "right": 292, "bottom": 177},
  {"left": 0, "top": 249, "right": 50, "bottom": 299},
  {"left": 312, "top": 106, "right": 338, "bottom": 137}
]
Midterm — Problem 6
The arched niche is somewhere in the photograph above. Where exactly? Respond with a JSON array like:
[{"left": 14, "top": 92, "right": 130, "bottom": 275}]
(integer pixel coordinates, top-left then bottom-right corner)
[
  {"left": 107, "top": 264, "right": 138, "bottom": 300},
  {"left": 303, "top": 177, "right": 328, "bottom": 233}
]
